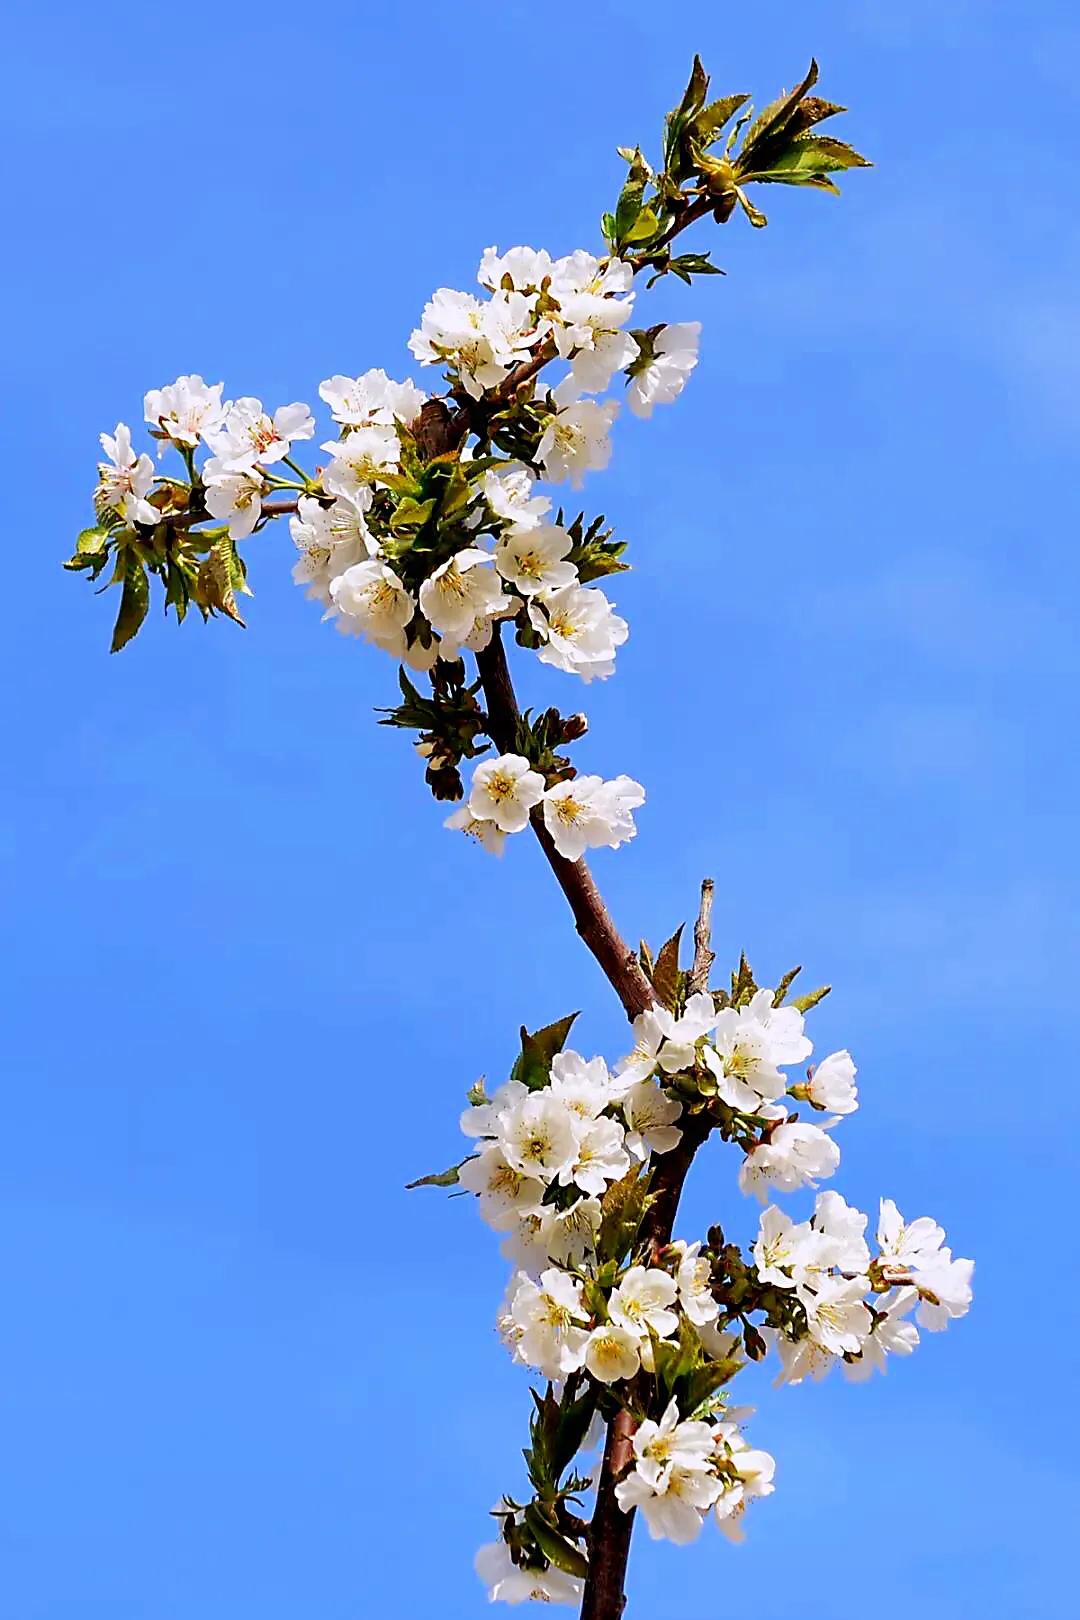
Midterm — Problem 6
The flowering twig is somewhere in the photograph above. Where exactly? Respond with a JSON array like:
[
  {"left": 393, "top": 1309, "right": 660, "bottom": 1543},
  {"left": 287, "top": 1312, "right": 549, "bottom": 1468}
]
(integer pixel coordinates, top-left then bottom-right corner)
[{"left": 65, "top": 51, "right": 973, "bottom": 1620}]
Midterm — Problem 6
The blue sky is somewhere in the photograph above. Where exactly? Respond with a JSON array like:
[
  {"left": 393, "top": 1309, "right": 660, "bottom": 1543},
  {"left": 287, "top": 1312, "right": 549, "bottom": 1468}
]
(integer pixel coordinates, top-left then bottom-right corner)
[{"left": 3, "top": 2, "right": 1079, "bottom": 1615}]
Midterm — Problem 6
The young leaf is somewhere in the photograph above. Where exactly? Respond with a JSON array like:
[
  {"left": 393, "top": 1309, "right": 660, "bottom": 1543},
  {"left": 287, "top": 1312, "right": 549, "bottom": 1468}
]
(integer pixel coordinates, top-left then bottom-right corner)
[
  {"left": 110, "top": 553, "right": 149, "bottom": 653},
  {"left": 791, "top": 984, "right": 831, "bottom": 1013},
  {"left": 741, "top": 134, "right": 871, "bottom": 190},
  {"left": 523, "top": 1505, "right": 589, "bottom": 1580},
  {"left": 651, "top": 926, "right": 684, "bottom": 1012},
  {"left": 772, "top": 966, "right": 802, "bottom": 1007},
  {"left": 405, "top": 1155, "right": 474, "bottom": 1190},
  {"left": 552, "top": 1387, "right": 599, "bottom": 1479},
  {"left": 512, "top": 1013, "right": 580, "bottom": 1090},
  {"left": 597, "top": 1167, "right": 652, "bottom": 1264}
]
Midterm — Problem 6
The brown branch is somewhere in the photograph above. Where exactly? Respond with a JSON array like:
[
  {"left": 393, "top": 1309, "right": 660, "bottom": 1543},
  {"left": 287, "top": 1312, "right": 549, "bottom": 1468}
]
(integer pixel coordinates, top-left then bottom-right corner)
[
  {"left": 475, "top": 626, "right": 653, "bottom": 1021},
  {"left": 407, "top": 202, "right": 732, "bottom": 1615},
  {"left": 689, "top": 877, "right": 715, "bottom": 995},
  {"left": 474, "top": 626, "right": 721, "bottom": 1620}
]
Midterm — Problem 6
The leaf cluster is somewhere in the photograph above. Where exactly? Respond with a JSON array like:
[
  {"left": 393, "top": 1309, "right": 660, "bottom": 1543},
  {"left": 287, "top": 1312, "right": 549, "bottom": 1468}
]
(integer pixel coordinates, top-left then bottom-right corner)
[
  {"left": 65, "top": 506, "right": 250, "bottom": 653},
  {"left": 602, "top": 54, "right": 869, "bottom": 268},
  {"left": 377, "top": 663, "right": 488, "bottom": 800}
]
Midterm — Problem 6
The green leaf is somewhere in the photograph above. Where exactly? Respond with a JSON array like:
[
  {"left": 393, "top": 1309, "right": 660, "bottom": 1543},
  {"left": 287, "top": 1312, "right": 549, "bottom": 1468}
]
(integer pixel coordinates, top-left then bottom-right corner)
[
  {"left": 76, "top": 525, "right": 111, "bottom": 557},
  {"left": 597, "top": 1166, "right": 652, "bottom": 1264},
  {"left": 511, "top": 1013, "right": 579, "bottom": 1090},
  {"left": 196, "top": 537, "right": 248, "bottom": 625},
  {"left": 730, "top": 952, "right": 758, "bottom": 1006},
  {"left": 466, "top": 1078, "right": 488, "bottom": 1107},
  {"left": 693, "top": 93, "right": 751, "bottom": 146},
  {"left": 405, "top": 1156, "right": 473, "bottom": 1190},
  {"left": 772, "top": 966, "right": 802, "bottom": 1007},
  {"left": 621, "top": 206, "right": 661, "bottom": 244},
  {"left": 684, "top": 1354, "right": 742, "bottom": 1416},
  {"left": 791, "top": 984, "right": 831, "bottom": 1013},
  {"left": 742, "top": 59, "right": 819, "bottom": 152},
  {"left": 551, "top": 1388, "right": 599, "bottom": 1480},
  {"left": 523, "top": 1506, "right": 589, "bottom": 1580},
  {"left": 110, "top": 553, "right": 149, "bottom": 652},
  {"left": 676, "top": 54, "right": 709, "bottom": 122},
  {"left": 741, "top": 134, "right": 871, "bottom": 190},
  {"left": 651, "top": 926, "right": 683, "bottom": 1012}
]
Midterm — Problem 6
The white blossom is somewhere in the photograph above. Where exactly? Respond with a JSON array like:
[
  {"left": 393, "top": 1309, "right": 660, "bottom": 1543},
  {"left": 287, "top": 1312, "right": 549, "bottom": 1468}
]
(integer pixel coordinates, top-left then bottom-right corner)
[
  {"left": 459, "top": 1078, "right": 528, "bottom": 1141},
  {"left": 419, "top": 548, "right": 511, "bottom": 640},
  {"left": 627, "top": 322, "right": 701, "bottom": 418},
  {"left": 704, "top": 988, "right": 812, "bottom": 1112},
  {"left": 202, "top": 456, "right": 266, "bottom": 540},
  {"left": 318, "top": 368, "right": 425, "bottom": 430},
  {"left": 712, "top": 1432, "right": 776, "bottom": 1542},
  {"left": 143, "top": 374, "right": 225, "bottom": 448},
  {"left": 206, "top": 396, "right": 314, "bottom": 469},
  {"left": 458, "top": 1145, "right": 545, "bottom": 1231},
  {"left": 802, "top": 1049, "right": 859, "bottom": 1114},
  {"left": 653, "top": 991, "right": 722, "bottom": 1075},
  {"left": 630, "top": 1399, "right": 716, "bottom": 1485},
  {"left": 408, "top": 287, "right": 538, "bottom": 398},
  {"left": 548, "top": 253, "right": 635, "bottom": 358},
  {"left": 752, "top": 1206, "right": 815, "bottom": 1289},
  {"left": 608, "top": 1266, "right": 679, "bottom": 1340},
  {"left": 482, "top": 463, "right": 551, "bottom": 531},
  {"left": 876, "top": 1198, "right": 947, "bottom": 1270},
  {"left": 536, "top": 393, "right": 618, "bottom": 488},
  {"left": 675, "top": 1241, "right": 719, "bottom": 1327},
  {"left": 507, "top": 1268, "right": 589, "bottom": 1378},
  {"left": 570, "top": 329, "right": 639, "bottom": 394},
  {"left": 616, "top": 1463, "right": 720, "bottom": 1544},
  {"left": 503, "top": 1196, "right": 602, "bottom": 1271},
  {"left": 842, "top": 1289, "right": 920, "bottom": 1381},
  {"left": 467, "top": 753, "right": 546, "bottom": 834},
  {"left": 584, "top": 1323, "right": 641, "bottom": 1384},
  {"left": 96, "top": 423, "right": 158, "bottom": 526},
  {"left": 478, "top": 244, "right": 554, "bottom": 293},
  {"left": 321, "top": 423, "right": 401, "bottom": 503},
  {"left": 774, "top": 1333, "right": 838, "bottom": 1386},
  {"left": 475, "top": 1539, "right": 582, "bottom": 1607},
  {"left": 620, "top": 1081, "right": 683, "bottom": 1160},
  {"left": 443, "top": 807, "right": 506, "bottom": 855},
  {"left": 328, "top": 559, "right": 415, "bottom": 654},
  {"left": 911, "top": 1253, "right": 975, "bottom": 1331},
  {"left": 560, "top": 1115, "right": 631, "bottom": 1196},
  {"left": 801, "top": 1275, "right": 872, "bottom": 1356},
  {"left": 541, "top": 774, "right": 644, "bottom": 861},
  {"left": 289, "top": 494, "right": 373, "bottom": 603},
  {"left": 528, "top": 583, "right": 628, "bottom": 682},
  {"left": 738, "top": 1121, "right": 841, "bottom": 1202},
  {"left": 494, "top": 523, "right": 577, "bottom": 596},
  {"left": 548, "top": 1051, "right": 616, "bottom": 1123},
  {"left": 498, "top": 1091, "right": 579, "bottom": 1181},
  {"left": 812, "top": 1190, "right": 871, "bottom": 1273}
]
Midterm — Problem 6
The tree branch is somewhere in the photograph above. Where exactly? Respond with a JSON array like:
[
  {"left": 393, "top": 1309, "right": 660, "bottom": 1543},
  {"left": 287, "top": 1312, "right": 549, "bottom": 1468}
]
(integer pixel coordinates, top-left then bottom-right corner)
[
  {"left": 689, "top": 877, "right": 715, "bottom": 995},
  {"left": 474, "top": 629, "right": 720, "bottom": 1617},
  {"left": 475, "top": 625, "right": 654, "bottom": 1021}
]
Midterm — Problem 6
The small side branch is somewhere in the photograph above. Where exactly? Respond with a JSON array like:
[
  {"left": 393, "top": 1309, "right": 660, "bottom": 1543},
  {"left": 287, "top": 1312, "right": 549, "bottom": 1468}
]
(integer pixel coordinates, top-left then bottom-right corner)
[
  {"left": 689, "top": 877, "right": 715, "bottom": 995},
  {"left": 475, "top": 627, "right": 654, "bottom": 1020}
]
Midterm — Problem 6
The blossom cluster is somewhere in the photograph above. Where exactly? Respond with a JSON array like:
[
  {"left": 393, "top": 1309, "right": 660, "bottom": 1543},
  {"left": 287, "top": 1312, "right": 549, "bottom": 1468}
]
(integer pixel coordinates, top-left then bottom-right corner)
[
  {"left": 445, "top": 959, "right": 973, "bottom": 1604},
  {"left": 445, "top": 753, "right": 644, "bottom": 860}
]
